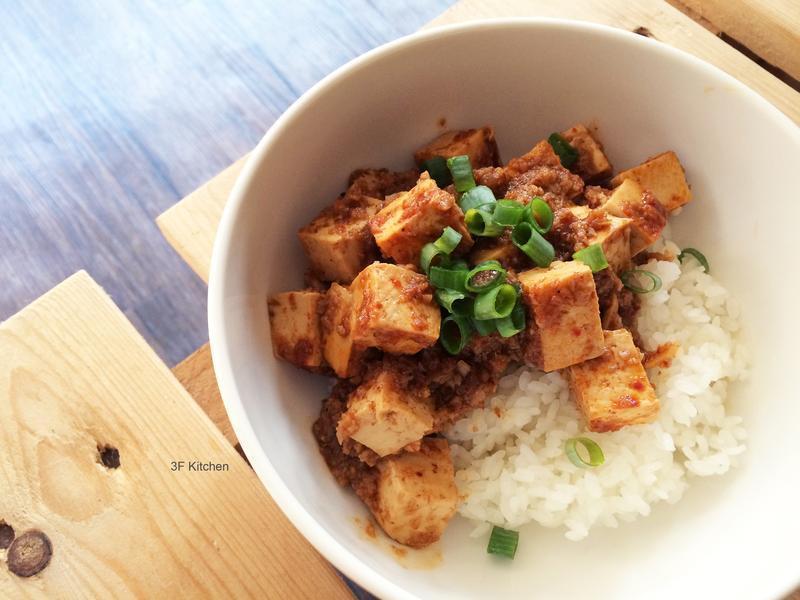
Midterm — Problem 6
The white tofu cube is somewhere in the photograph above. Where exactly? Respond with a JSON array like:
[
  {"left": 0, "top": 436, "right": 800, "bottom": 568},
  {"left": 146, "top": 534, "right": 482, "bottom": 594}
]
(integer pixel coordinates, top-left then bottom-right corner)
[
  {"left": 603, "top": 179, "right": 668, "bottom": 255},
  {"left": 568, "top": 329, "right": 659, "bottom": 432},
  {"left": 610, "top": 151, "right": 692, "bottom": 212},
  {"left": 518, "top": 261, "right": 605, "bottom": 371},
  {"left": 581, "top": 212, "right": 633, "bottom": 272},
  {"left": 267, "top": 290, "right": 325, "bottom": 370},
  {"left": 414, "top": 126, "right": 500, "bottom": 168},
  {"left": 320, "top": 283, "right": 363, "bottom": 377},
  {"left": 336, "top": 369, "right": 433, "bottom": 457},
  {"left": 372, "top": 438, "right": 458, "bottom": 548},
  {"left": 350, "top": 262, "right": 440, "bottom": 354},
  {"left": 561, "top": 124, "right": 612, "bottom": 181}
]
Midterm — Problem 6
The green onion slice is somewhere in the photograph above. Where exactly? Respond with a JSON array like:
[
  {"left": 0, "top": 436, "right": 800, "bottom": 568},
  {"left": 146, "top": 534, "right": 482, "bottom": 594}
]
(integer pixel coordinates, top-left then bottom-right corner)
[
  {"left": 420, "top": 243, "right": 448, "bottom": 274},
  {"left": 435, "top": 289, "right": 473, "bottom": 315},
  {"left": 429, "top": 265, "right": 469, "bottom": 292},
  {"left": 495, "top": 301, "right": 526, "bottom": 338},
  {"left": 440, "top": 314, "right": 472, "bottom": 355},
  {"left": 678, "top": 247, "right": 710, "bottom": 273},
  {"left": 465, "top": 261, "right": 507, "bottom": 293},
  {"left": 465, "top": 208, "right": 504, "bottom": 237},
  {"left": 446, "top": 155, "right": 476, "bottom": 194},
  {"left": 621, "top": 269, "right": 662, "bottom": 294},
  {"left": 474, "top": 283, "right": 517, "bottom": 320},
  {"left": 492, "top": 199, "right": 526, "bottom": 226},
  {"left": 421, "top": 156, "right": 452, "bottom": 188},
  {"left": 459, "top": 185, "right": 496, "bottom": 212},
  {"left": 472, "top": 317, "right": 497, "bottom": 336},
  {"left": 525, "top": 197, "right": 554, "bottom": 234},
  {"left": 547, "top": 132, "right": 578, "bottom": 168},
  {"left": 511, "top": 222, "right": 555, "bottom": 268},
  {"left": 487, "top": 526, "right": 519, "bottom": 559},
  {"left": 565, "top": 437, "right": 605, "bottom": 468},
  {"left": 572, "top": 243, "right": 609, "bottom": 273},
  {"left": 433, "top": 226, "right": 463, "bottom": 254}
]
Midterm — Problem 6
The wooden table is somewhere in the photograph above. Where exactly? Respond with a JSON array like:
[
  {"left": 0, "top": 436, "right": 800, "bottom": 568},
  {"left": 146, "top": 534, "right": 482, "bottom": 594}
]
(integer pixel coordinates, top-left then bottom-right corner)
[{"left": 2, "top": 1, "right": 798, "bottom": 598}]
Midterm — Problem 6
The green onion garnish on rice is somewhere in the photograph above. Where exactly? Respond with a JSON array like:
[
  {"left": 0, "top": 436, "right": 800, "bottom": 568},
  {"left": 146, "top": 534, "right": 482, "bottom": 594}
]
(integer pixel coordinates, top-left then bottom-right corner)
[
  {"left": 565, "top": 437, "right": 605, "bottom": 468},
  {"left": 487, "top": 526, "right": 519, "bottom": 559},
  {"left": 621, "top": 269, "right": 662, "bottom": 294},
  {"left": 678, "top": 247, "right": 710, "bottom": 273}
]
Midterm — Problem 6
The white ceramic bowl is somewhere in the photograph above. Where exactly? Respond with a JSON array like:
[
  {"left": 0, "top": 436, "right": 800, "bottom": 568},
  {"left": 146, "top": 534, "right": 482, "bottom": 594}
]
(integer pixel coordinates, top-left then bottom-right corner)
[{"left": 209, "top": 19, "right": 800, "bottom": 600}]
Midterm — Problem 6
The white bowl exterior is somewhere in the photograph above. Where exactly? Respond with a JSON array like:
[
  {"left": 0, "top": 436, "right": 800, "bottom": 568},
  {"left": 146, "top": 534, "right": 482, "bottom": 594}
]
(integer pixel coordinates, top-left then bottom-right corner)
[{"left": 209, "top": 19, "right": 800, "bottom": 600}]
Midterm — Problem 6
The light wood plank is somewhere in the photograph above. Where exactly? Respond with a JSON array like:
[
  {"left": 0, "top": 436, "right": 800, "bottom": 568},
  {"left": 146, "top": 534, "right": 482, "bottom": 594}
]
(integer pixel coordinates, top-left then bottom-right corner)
[
  {"left": 157, "top": 155, "right": 249, "bottom": 282},
  {"left": 674, "top": 0, "right": 800, "bottom": 82},
  {"left": 0, "top": 271, "right": 350, "bottom": 599}
]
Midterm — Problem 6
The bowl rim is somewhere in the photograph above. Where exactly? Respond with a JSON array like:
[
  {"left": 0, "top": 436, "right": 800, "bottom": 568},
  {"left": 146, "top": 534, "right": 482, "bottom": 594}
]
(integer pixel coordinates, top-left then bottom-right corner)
[{"left": 208, "top": 17, "right": 800, "bottom": 600}]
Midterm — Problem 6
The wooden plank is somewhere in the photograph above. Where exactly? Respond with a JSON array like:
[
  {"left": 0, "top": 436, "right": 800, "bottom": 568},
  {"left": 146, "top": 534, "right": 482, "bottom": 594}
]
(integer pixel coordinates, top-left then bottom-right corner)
[
  {"left": 0, "top": 271, "right": 350, "bottom": 599},
  {"left": 171, "top": 343, "right": 237, "bottom": 447},
  {"left": 672, "top": 0, "right": 800, "bottom": 82},
  {"left": 157, "top": 156, "right": 249, "bottom": 282}
]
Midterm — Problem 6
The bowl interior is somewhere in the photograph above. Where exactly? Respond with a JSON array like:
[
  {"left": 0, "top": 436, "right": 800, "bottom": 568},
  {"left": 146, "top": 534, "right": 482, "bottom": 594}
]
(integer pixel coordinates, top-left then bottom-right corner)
[{"left": 209, "top": 20, "right": 800, "bottom": 600}]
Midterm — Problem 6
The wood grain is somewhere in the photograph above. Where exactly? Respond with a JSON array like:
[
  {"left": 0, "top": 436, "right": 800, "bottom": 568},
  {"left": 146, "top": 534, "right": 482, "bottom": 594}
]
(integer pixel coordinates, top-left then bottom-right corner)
[
  {"left": 674, "top": 0, "right": 800, "bottom": 82},
  {"left": 0, "top": 271, "right": 350, "bottom": 599}
]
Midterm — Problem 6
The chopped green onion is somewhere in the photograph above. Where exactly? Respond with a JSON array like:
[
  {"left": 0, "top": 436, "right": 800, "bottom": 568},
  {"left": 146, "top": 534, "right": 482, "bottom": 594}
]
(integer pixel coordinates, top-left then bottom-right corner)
[
  {"left": 474, "top": 283, "right": 517, "bottom": 320},
  {"left": 492, "top": 200, "right": 526, "bottom": 226},
  {"left": 487, "top": 526, "right": 519, "bottom": 559},
  {"left": 435, "top": 288, "right": 470, "bottom": 314},
  {"left": 565, "top": 437, "right": 605, "bottom": 468},
  {"left": 440, "top": 314, "right": 472, "bottom": 354},
  {"left": 465, "top": 261, "right": 507, "bottom": 293},
  {"left": 524, "top": 197, "right": 554, "bottom": 234},
  {"left": 446, "top": 155, "right": 476, "bottom": 193},
  {"left": 429, "top": 265, "right": 468, "bottom": 292},
  {"left": 511, "top": 222, "right": 555, "bottom": 267},
  {"left": 420, "top": 243, "right": 448, "bottom": 274},
  {"left": 495, "top": 301, "right": 526, "bottom": 337},
  {"left": 433, "top": 226, "right": 463, "bottom": 254},
  {"left": 421, "top": 156, "right": 452, "bottom": 188},
  {"left": 547, "top": 132, "right": 578, "bottom": 168},
  {"left": 621, "top": 269, "right": 662, "bottom": 294},
  {"left": 572, "top": 243, "right": 609, "bottom": 273},
  {"left": 459, "top": 185, "right": 496, "bottom": 212},
  {"left": 678, "top": 247, "right": 710, "bottom": 273},
  {"left": 465, "top": 208, "right": 504, "bottom": 237},
  {"left": 472, "top": 317, "right": 497, "bottom": 336}
]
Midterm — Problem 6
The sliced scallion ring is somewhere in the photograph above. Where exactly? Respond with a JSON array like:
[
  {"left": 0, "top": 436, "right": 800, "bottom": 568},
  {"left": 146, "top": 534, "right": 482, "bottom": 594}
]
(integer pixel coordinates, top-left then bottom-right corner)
[
  {"left": 435, "top": 288, "right": 470, "bottom": 314},
  {"left": 495, "top": 301, "right": 526, "bottom": 337},
  {"left": 465, "top": 261, "right": 506, "bottom": 293},
  {"left": 459, "top": 185, "right": 496, "bottom": 212},
  {"left": 487, "top": 526, "right": 519, "bottom": 559},
  {"left": 511, "top": 222, "right": 555, "bottom": 267},
  {"left": 678, "top": 247, "right": 710, "bottom": 273},
  {"left": 421, "top": 156, "right": 451, "bottom": 188},
  {"left": 621, "top": 269, "right": 662, "bottom": 294},
  {"left": 565, "top": 437, "right": 605, "bottom": 468},
  {"left": 440, "top": 314, "right": 472, "bottom": 355},
  {"left": 420, "top": 242, "right": 448, "bottom": 274},
  {"left": 525, "top": 197, "right": 554, "bottom": 234},
  {"left": 429, "top": 265, "right": 469, "bottom": 292},
  {"left": 492, "top": 199, "right": 526, "bottom": 226},
  {"left": 547, "top": 132, "right": 578, "bottom": 168},
  {"left": 472, "top": 317, "right": 497, "bottom": 336},
  {"left": 433, "top": 226, "right": 463, "bottom": 254},
  {"left": 446, "top": 155, "right": 476, "bottom": 193},
  {"left": 474, "top": 283, "right": 517, "bottom": 320},
  {"left": 572, "top": 243, "right": 609, "bottom": 273},
  {"left": 465, "top": 208, "right": 504, "bottom": 237}
]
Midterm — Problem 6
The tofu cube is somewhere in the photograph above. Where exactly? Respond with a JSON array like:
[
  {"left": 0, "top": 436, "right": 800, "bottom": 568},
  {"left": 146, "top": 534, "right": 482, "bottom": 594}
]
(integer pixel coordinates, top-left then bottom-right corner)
[
  {"left": 370, "top": 173, "right": 472, "bottom": 265},
  {"left": 582, "top": 212, "right": 633, "bottom": 272},
  {"left": 610, "top": 151, "right": 692, "bottom": 212},
  {"left": 320, "top": 283, "right": 363, "bottom": 377},
  {"left": 561, "top": 124, "right": 613, "bottom": 181},
  {"left": 298, "top": 195, "right": 383, "bottom": 283},
  {"left": 372, "top": 438, "right": 458, "bottom": 548},
  {"left": 568, "top": 329, "right": 660, "bottom": 432},
  {"left": 518, "top": 261, "right": 605, "bottom": 371},
  {"left": 336, "top": 369, "right": 433, "bottom": 457},
  {"left": 604, "top": 179, "right": 668, "bottom": 255},
  {"left": 267, "top": 291, "right": 325, "bottom": 370},
  {"left": 414, "top": 126, "right": 500, "bottom": 168},
  {"left": 351, "top": 263, "right": 440, "bottom": 354}
]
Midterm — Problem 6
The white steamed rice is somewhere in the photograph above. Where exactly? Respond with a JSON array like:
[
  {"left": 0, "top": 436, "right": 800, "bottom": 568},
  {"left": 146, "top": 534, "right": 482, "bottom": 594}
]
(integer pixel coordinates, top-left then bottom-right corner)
[{"left": 446, "top": 233, "right": 749, "bottom": 541}]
